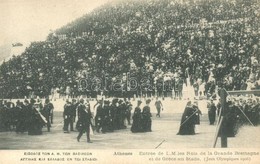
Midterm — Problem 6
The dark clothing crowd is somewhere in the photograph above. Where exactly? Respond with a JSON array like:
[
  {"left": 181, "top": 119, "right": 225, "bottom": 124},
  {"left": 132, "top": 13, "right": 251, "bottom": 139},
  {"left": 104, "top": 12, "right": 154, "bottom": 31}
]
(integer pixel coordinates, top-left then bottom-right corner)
[
  {"left": 62, "top": 98, "right": 134, "bottom": 141},
  {"left": 177, "top": 96, "right": 260, "bottom": 137},
  {"left": 131, "top": 99, "right": 152, "bottom": 133},
  {"left": 92, "top": 98, "right": 133, "bottom": 133},
  {"left": 0, "top": 99, "right": 54, "bottom": 135},
  {"left": 218, "top": 97, "right": 260, "bottom": 137}
]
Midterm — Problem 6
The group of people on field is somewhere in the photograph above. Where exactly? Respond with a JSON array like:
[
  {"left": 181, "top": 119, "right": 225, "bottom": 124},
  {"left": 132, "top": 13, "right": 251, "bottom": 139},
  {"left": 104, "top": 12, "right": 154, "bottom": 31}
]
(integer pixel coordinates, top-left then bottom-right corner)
[
  {"left": 1, "top": 94, "right": 259, "bottom": 143},
  {"left": 177, "top": 96, "right": 260, "bottom": 137},
  {"left": 0, "top": 98, "right": 54, "bottom": 135}
]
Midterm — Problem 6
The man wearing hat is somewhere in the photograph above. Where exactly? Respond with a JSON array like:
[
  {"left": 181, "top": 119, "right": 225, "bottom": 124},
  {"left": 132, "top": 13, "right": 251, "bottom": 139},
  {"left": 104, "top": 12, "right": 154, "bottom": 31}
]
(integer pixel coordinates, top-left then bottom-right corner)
[
  {"left": 207, "top": 99, "right": 217, "bottom": 125},
  {"left": 77, "top": 99, "right": 92, "bottom": 143},
  {"left": 15, "top": 101, "right": 25, "bottom": 133},
  {"left": 63, "top": 99, "right": 72, "bottom": 133},
  {"left": 23, "top": 99, "right": 30, "bottom": 131},
  {"left": 118, "top": 99, "right": 127, "bottom": 129},
  {"left": 95, "top": 99, "right": 104, "bottom": 133},
  {"left": 42, "top": 99, "right": 54, "bottom": 132},
  {"left": 111, "top": 98, "right": 119, "bottom": 130},
  {"left": 71, "top": 99, "right": 78, "bottom": 130},
  {"left": 125, "top": 101, "right": 133, "bottom": 125},
  {"left": 102, "top": 100, "right": 111, "bottom": 133},
  {"left": 155, "top": 97, "right": 163, "bottom": 117}
]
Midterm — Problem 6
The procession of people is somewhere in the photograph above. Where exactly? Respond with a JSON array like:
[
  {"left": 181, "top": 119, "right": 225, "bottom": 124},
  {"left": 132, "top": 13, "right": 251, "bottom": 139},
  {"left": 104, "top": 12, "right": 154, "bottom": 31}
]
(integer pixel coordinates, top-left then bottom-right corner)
[
  {"left": 0, "top": 94, "right": 259, "bottom": 142},
  {"left": 0, "top": 0, "right": 259, "bottom": 144},
  {"left": 0, "top": 98, "right": 53, "bottom": 135}
]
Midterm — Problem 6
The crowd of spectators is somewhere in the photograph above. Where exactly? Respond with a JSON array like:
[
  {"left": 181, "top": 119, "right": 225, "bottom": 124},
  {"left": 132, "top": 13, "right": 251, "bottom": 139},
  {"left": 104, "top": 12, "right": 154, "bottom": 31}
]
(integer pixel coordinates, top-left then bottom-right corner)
[{"left": 0, "top": 0, "right": 259, "bottom": 99}]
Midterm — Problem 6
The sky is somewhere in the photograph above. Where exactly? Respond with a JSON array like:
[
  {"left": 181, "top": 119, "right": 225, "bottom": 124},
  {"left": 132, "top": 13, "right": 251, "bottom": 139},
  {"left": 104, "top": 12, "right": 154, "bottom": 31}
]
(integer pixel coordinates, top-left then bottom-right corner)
[{"left": 0, "top": 0, "right": 112, "bottom": 47}]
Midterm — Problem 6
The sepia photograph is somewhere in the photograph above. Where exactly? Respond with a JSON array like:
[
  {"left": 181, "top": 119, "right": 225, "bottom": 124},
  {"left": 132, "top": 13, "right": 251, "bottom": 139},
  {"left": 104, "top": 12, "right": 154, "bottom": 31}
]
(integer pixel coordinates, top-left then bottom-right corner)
[{"left": 0, "top": 0, "right": 260, "bottom": 163}]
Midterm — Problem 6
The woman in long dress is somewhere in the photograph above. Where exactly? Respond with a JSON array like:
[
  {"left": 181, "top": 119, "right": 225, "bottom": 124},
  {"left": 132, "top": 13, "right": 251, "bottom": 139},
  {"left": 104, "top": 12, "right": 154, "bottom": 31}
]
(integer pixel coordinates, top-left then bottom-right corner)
[
  {"left": 131, "top": 100, "right": 143, "bottom": 133},
  {"left": 177, "top": 101, "right": 196, "bottom": 135},
  {"left": 142, "top": 99, "right": 152, "bottom": 132}
]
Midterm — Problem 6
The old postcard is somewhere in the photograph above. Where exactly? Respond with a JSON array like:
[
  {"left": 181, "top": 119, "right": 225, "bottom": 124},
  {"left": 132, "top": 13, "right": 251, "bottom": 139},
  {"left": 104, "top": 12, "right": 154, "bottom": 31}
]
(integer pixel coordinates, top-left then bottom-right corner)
[{"left": 0, "top": 0, "right": 259, "bottom": 163}]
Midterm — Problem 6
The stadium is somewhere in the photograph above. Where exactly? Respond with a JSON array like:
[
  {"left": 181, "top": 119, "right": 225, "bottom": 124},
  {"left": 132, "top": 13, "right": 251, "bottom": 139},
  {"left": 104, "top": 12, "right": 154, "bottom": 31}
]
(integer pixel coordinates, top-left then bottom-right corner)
[{"left": 0, "top": 0, "right": 259, "bottom": 150}]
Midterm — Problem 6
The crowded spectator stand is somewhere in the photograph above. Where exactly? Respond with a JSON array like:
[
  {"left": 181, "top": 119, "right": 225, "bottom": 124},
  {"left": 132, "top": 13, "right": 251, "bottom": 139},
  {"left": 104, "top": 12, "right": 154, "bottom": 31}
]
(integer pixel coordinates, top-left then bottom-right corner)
[{"left": 0, "top": 0, "right": 259, "bottom": 101}]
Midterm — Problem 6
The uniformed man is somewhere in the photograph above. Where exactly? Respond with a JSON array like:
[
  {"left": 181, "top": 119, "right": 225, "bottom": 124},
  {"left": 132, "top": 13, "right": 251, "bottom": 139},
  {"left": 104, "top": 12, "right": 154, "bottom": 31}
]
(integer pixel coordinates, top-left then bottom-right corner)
[
  {"left": 107, "top": 100, "right": 114, "bottom": 132},
  {"left": 118, "top": 100, "right": 127, "bottom": 129},
  {"left": 95, "top": 100, "right": 103, "bottom": 133},
  {"left": 102, "top": 100, "right": 110, "bottom": 133},
  {"left": 71, "top": 99, "right": 78, "bottom": 130},
  {"left": 207, "top": 99, "right": 217, "bottom": 125},
  {"left": 125, "top": 101, "right": 133, "bottom": 125},
  {"left": 63, "top": 99, "right": 72, "bottom": 133},
  {"left": 251, "top": 99, "right": 259, "bottom": 126},
  {"left": 42, "top": 99, "right": 53, "bottom": 132},
  {"left": 15, "top": 101, "right": 25, "bottom": 133},
  {"left": 23, "top": 99, "right": 30, "bottom": 132},
  {"left": 110, "top": 98, "right": 118, "bottom": 130},
  {"left": 77, "top": 99, "right": 92, "bottom": 143}
]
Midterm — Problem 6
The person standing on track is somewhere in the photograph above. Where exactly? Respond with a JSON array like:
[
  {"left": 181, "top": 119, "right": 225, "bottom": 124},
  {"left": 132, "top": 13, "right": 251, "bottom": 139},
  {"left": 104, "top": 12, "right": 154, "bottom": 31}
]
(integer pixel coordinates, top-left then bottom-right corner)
[
  {"left": 177, "top": 101, "right": 196, "bottom": 135},
  {"left": 207, "top": 99, "right": 217, "bottom": 125},
  {"left": 155, "top": 97, "right": 163, "bottom": 117},
  {"left": 63, "top": 99, "right": 72, "bottom": 133},
  {"left": 193, "top": 101, "right": 202, "bottom": 133},
  {"left": 77, "top": 99, "right": 92, "bottom": 143},
  {"left": 42, "top": 99, "right": 53, "bottom": 132},
  {"left": 131, "top": 100, "right": 143, "bottom": 133},
  {"left": 142, "top": 99, "right": 152, "bottom": 132}
]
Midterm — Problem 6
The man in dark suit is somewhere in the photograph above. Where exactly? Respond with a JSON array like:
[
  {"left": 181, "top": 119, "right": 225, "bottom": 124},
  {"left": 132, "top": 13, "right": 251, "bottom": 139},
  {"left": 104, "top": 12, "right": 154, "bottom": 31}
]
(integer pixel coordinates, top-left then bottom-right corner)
[
  {"left": 207, "top": 99, "right": 217, "bottom": 125},
  {"left": 63, "top": 99, "right": 72, "bottom": 133},
  {"left": 102, "top": 100, "right": 110, "bottom": 133},
  {"left": 95, "top": 100, "right": 103, "bottom": 133},
  {"left": 155, "top": 97, "right": 163, "bottom": 117},
  {"left": 125, "top": 101, "right": 133, "bottom": 125},
  {"left": 118, "top": 100, "right": 127, "bottom": 129},
  {"left": 77, "top": 99, "right": 92, "bottom": 143},
  {"left": 42, "top": 99, "right": 53, "bottom": 132},
  {"left": 71, "top": 99, "right": 78, "bottom": 130}
]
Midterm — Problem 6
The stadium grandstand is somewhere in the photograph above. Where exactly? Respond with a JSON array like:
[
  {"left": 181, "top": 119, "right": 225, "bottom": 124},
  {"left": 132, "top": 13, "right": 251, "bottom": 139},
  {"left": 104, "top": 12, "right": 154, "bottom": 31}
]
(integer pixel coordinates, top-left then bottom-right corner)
[{"left": 0, "top": 0, "right": 259, "bottom": 99}]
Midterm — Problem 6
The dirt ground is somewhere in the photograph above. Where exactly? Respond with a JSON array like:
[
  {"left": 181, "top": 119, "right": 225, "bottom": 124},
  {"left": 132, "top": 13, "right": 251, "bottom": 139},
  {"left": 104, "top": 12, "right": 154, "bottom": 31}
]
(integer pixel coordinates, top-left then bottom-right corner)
[{"left": 0, "top": 99, "right": 259, "bottom": 149}]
